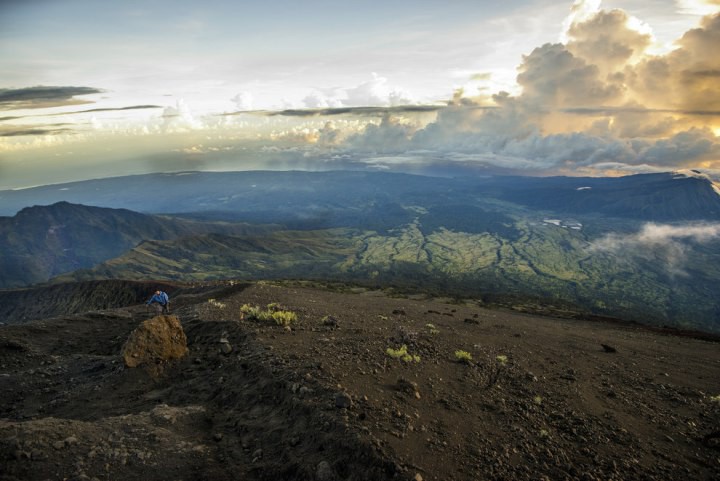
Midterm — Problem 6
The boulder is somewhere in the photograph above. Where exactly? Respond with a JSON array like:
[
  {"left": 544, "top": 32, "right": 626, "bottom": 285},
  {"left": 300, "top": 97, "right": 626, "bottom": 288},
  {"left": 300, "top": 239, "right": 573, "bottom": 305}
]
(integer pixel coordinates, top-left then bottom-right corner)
[{"left": 122, "top": 315, "right": 188, "bottom": 372}]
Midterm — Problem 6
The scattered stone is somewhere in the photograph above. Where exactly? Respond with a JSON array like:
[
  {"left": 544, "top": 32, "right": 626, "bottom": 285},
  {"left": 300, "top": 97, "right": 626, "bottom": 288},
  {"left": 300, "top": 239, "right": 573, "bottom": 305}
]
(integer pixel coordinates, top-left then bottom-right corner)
[
  {"left": 396, "top": 378, "right": 421, "bottom": 399},
  {"left": 392, "top": 309, "right": 406, "bottom": 316},
  {"left": 316, "top": 460, "right": 335, "bottom": 481},
  {"left": 464, "top": 318, "right": 479, "bottom": 325},
  {"left": 252, "top": 448, "right": 263, "bottom": 459},
  {"left": 219, "top": 340, "right": 233, "bottom": 355},
  {"left": 601, "top": 344, "right": 617, "bottom": 353},
  {"left": 335, "top": 392, "right": 353, "bottom": 409},
  {"left": 414, "top": 474, "right": 424, "bottom": 481},
  {"left": 213, "top": 433, "right": 224, "bottom": 442},
  {"left": 53, "top": 440, "right": 66, "bottom": 450},
  {"left": 323, "top": 316, "right": 339, "bottom": 328},
  {"left": 121, "top": 315, "right": 188, "bottom": 374}
]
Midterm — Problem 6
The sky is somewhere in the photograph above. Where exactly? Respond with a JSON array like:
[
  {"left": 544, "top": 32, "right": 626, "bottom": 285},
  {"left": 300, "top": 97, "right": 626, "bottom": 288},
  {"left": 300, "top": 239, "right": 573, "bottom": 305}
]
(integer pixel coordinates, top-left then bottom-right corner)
[{"left": 0, "top": 0, "right": 719, "bottom": 189}]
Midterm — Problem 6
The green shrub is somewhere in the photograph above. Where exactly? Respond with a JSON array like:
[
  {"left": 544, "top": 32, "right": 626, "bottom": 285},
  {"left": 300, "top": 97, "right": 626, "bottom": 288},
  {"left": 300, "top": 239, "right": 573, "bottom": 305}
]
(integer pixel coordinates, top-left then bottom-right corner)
[
  {"left": 208, "top": 298, "right": 227, "bottom": 309},
  {"left": 241, "top": 303, "right": 297, "bottom": 325},
  {"left": 272, "top": 310, "right": 297, "bottom": 326},
  {"left": 426, "top": 323, "right": 440, "bottom": 335},
  {"left": 455, "top": 350, "right": 473, "bottom": 363},
  {"left": 386, "top": 345, "right": 420, "bottom": 363},
  {"left": 386, "top": 345, "right": 408, "bottom": 359}
]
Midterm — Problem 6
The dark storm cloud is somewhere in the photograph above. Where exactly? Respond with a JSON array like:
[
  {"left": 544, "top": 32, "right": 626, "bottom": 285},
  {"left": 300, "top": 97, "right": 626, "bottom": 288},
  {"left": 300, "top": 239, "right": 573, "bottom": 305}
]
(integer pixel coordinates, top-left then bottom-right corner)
[
  {"left": 45, "top": 105, "right": 163, "bottom": 116},
  {"left": 0, "top": 127, "right": 74, "bottom": 137},
  {"left": 0, "top": 86, "right": 103, "bottom": 110},
  {"left": 225, "top": 105, "right": 448, "bottom": 118}
]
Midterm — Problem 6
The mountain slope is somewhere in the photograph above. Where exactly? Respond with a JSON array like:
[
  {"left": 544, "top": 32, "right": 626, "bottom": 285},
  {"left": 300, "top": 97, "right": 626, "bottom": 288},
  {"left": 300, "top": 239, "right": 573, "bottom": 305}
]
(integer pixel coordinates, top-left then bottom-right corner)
[
  {"left": 2, "top": 170, "right": 720, "bottom": 222},
  {"left": 1, "top": 281, "right": 719, "bottom": 480},
  {"left": 55, "top": 220, "right": 720, "bottom": 332},
  {"left": 0, "top": 202, "right": 272, "bottom": 288},
  {"left": 488, "top": 171, "right": 720, "bottom": 221}
]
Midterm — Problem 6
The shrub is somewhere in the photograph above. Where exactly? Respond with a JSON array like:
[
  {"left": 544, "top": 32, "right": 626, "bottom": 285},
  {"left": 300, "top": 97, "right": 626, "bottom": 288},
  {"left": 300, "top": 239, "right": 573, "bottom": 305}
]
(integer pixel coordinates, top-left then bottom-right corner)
[
  {"left": 240, "top": 304, "right": 263, "bottom": 320},
  {"left": 386, "top": 345, "right": 420, "bottom": 363},
  {"left": 496, "top": 355, "right": 508, "bottom": 366},
  {"left": 241, "top": 303, "right": 297, "bottom": 325},
  {"left": 387, "top": 345, "right": 408, "bottom": 359},
  {"left": 533, "top": 395, "right": 543, "bottom": 405},
  {"left": 272, "top": 310, "right": 297, "bottom": 326},
  {"left": 455, "top": 350, "right": 473, "bottom": 363},
  {"left": 426, "top": 323, "right": 440, "bottom": 335},
  {"left": 208, "top": 298, "right": 227, "bottom": 309}
]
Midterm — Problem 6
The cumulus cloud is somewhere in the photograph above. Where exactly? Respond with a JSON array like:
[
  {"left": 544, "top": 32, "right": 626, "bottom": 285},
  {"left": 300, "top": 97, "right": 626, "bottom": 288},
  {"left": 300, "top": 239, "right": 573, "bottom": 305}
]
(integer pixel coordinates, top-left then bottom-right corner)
[
  {"left": 335, "top": 2, "right": 720, "bottom": 176},
  {"left": 231, "top": 92, "right": 254, "bottom": 111},
  {"left": 0, "top": 86, "right": 102, "bottom": 110},
  {"left": 302, "top": 73, "right": 415, "bottom": 109},
  {"left": 590, "top": 222, "right": 720, "bottom": 275},
  {"left": 161, "top": 99, "right": 201, "bottom": 132}
]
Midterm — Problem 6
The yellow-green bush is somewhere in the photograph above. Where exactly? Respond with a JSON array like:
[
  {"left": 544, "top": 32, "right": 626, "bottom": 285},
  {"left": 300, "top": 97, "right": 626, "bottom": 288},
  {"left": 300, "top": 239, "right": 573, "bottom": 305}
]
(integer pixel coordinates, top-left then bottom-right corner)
[
  {"left": 272, "top": 310, "right": 297, "bottom": 326},
  {"left": 455, "top": 350, "right": 473, "bottom": 363},
  {"left": 386, "top": 345, "right": 420, "bottom": 363},
  {"left": 241, "top": 303, "right": 297, "bottom": 326}
]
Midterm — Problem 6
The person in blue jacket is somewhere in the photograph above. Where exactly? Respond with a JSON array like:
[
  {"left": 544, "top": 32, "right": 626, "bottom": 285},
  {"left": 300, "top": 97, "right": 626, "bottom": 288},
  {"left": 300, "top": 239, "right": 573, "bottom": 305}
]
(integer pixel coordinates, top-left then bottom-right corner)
[{"left": 147, "top": 290, "right": 170, "bottom": 315}]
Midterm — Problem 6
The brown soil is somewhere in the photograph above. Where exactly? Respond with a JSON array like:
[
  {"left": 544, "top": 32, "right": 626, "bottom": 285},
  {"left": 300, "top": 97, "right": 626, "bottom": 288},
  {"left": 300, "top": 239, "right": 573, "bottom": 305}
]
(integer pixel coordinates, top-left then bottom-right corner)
[{"left": 1, "top": 280, "right": 719, "bottom": 481}]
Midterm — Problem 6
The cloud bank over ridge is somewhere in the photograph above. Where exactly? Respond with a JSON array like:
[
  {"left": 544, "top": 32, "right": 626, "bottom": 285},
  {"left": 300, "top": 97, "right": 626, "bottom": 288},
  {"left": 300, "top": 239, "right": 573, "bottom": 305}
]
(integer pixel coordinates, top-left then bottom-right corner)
[{"left": 336, "top": 1, "right": 720, "bottom": 176}]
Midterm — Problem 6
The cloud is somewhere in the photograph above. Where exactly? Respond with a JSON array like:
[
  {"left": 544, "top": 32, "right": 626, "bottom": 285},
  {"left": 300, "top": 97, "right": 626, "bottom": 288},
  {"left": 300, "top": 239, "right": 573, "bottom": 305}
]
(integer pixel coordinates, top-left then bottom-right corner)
[
  {"left": 0, "top": 86, "right": 102, "bottom": 110},
  {"left": 161, "top": 99, "right": 201, "bottom": 132},
  {"left": 237, "top": 105, "right": 444, "bottom": 118},
  {"left": 302, "top": 73, "right": 415, "bottom": 109},
  {"left": 0, "top": 127, "right": 74, "bottom": 137},
  {"left": 231, "top": 92, "right": 254, "bottom": 111},
  {"left": 590, "top": 222, "right": 720, "bottom": 275},
  {"left": 676, "top": 0, "right": 720, "bottom": 15},
  {"left": 629, "top": 13, "right": 720, "bottom": 111},
  {"left": 566, "top": 7, "right": 652, "bottom": 73},
  {"left": 333, "top": 4, "right": 720, "bottom": 176}
]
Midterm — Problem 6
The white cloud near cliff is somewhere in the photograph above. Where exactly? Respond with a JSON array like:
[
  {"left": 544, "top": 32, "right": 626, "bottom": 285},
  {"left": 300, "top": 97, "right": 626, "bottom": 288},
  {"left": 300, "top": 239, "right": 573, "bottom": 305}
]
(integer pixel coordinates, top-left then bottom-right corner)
[{"left": 590, "top": 222, "right": 720, "bottom": 274}]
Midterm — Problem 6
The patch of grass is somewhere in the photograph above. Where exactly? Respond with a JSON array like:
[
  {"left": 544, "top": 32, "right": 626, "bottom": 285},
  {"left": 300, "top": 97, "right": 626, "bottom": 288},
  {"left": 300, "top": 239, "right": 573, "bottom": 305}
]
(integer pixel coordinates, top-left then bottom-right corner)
[
  {"left": 426, "top": 323, "right": 440, "bottom": 335},
  {"left": 241, "top": 303, "right": 297, "bottom": 326},
  {"left": 533, "top": 395, "right": 543, "bottom": 405},
  {"left": 455, "top": 350, "right": 473, "bottom": 363},
  {"left": 710, "top": 394, "right": 720, "bottom": 403},
  {"left": 386, "top": 345, "right": 420, "bottom": 363},
  {"left": 207, "top": 298, "right": 227, "bottom": 309},
  {"left": 496, "top": 355, "right": 508, "bottom": 366},
  {"left": 271, "top": 310, "right": 297, "bottom": 326}
]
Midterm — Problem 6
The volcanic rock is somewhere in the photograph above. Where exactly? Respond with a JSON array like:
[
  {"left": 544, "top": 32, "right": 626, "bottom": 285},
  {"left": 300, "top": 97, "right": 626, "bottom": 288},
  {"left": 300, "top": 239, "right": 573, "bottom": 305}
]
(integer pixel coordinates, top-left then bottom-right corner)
[{"left": 121, "top": 315, "right": 188, "bottom": 374}]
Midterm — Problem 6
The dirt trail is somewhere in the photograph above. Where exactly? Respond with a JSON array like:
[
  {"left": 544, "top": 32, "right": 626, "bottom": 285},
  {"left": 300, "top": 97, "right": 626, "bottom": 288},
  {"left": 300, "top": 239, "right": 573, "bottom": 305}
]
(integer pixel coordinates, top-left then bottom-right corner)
[{"left": 1, "top": 281, "right": 719, "bottom": 481}]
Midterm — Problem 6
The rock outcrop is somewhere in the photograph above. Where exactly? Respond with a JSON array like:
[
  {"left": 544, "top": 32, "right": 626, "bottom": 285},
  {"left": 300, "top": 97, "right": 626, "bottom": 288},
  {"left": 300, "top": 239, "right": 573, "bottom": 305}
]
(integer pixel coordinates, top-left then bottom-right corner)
[{"left": 122, "top": 315, "right": 188, "bottom": 374}]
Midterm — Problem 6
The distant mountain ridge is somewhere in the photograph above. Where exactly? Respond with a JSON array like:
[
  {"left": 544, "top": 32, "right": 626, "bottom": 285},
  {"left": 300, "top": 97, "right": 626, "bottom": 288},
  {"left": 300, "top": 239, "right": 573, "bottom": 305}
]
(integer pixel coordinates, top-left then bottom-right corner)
[
  {"left": 1, "top": 170, "right": 719, "bottom": 222},
  {"left": 0, "top": 202, "right": 271, "bottom": 288},
  {"left": 2, "top": 170, "right": 720, "bottom": 332}
]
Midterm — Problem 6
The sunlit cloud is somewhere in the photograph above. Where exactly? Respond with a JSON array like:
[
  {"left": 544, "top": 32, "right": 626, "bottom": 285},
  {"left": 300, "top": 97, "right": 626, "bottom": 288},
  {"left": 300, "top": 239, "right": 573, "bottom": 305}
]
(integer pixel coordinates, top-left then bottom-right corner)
[{"left": 590, "top": 221, "right": 720, "bottom": 275}]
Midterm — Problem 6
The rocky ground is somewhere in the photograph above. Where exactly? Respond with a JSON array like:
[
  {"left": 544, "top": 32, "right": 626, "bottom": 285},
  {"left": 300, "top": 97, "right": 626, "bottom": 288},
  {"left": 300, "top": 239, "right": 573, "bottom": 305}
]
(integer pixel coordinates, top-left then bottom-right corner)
[{"left": 1, "top": 280, "right": 719, "bottom": 481}]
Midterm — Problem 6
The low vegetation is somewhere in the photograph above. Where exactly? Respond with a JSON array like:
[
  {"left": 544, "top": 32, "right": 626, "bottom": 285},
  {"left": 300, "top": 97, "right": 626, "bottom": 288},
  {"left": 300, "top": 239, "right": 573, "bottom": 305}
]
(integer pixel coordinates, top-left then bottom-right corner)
[
  {"left": 207, "top": 298, "right": 227, "bottom": 309},
  {"left": 241, "top": 303, "right": 298, "bottom": 326},
  {"left": 454, "top": 350, "right": 473, "bottom": 363},
  {"left": 386, "top": 344, "right": 421, "bottom": 363}
]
